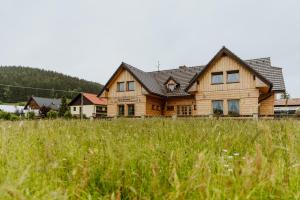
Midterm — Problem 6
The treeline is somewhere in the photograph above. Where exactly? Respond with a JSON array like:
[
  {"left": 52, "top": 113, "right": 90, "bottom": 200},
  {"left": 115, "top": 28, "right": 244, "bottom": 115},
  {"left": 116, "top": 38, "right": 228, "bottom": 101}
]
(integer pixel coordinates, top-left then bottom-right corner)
[{"left": 0, "top": 66, "right": 103, "bottom": 103}]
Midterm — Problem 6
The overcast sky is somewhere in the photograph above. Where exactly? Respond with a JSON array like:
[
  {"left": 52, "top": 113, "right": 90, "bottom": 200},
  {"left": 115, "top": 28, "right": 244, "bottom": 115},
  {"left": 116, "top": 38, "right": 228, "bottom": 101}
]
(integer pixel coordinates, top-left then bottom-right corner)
[{"left": 0, "top": 0, "right": 299, "bottom": 97}]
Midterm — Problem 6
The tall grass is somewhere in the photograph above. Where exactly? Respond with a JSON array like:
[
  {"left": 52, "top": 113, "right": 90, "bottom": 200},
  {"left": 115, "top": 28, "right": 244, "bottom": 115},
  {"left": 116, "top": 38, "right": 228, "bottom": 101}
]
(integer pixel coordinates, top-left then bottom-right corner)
[{"left": 0, "top": 119, "right": 300, "bottom": 199}]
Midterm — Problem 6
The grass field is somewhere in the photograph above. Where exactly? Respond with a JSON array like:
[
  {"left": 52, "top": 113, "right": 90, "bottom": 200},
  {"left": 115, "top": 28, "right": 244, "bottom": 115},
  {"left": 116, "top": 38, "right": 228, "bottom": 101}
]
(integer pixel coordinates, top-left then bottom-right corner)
[{"left": 0, "top": 119, "right": 300, "bottom": 199}]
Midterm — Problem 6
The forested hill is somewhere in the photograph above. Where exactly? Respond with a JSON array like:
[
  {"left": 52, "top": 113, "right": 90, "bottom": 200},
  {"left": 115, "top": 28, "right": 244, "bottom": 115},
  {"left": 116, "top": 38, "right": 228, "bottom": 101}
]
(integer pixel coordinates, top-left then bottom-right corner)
[{"left": 0, "top": 66, "right": 103, "bottom": 103}]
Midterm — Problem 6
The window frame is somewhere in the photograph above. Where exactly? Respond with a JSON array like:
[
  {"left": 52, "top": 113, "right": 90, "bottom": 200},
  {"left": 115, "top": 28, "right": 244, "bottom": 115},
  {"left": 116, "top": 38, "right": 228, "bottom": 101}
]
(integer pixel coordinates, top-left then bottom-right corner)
[
  {"left": 226, "top": 70, "right": 240, "bottom": 83},
  {"left": 127, "top": 81, "right": 135, "bottom": 91},
  {"left": 73, "top": 107, "right": 76, "bottom": 111},
  {"left": 117, "top": 82, "right": 125, "bottom": 92},
  {"left": 127, "top": 104, "right": 135, "bottom": 116},
  {"left": 212, "top": 100, "right": 224, "bottom": 115},
  {"left": 118, "top": 104, "right": 125, "bottom": 116},
  {"left": 166, "top": 106, "right": 174, "bottom": 111},
  {"left": 227, "top": 99, "right": 240, "bottom": 116},
  {"left": 177, "top": 105, "right": 192, "bottom": 116},
  {"left": 211, "top": 72, "right": 224, "bottom": 85},
  {"left": 156, "top": 105, "right": 160, "bottom": 111},
  {"left": 152, "top": 105, "right": 155, "bottom": 110}
]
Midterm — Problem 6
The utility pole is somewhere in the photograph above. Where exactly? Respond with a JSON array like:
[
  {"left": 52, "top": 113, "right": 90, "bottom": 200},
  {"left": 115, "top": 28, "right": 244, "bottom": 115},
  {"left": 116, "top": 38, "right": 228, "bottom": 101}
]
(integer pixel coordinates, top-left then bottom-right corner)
[{"left": 157, "top": 61, "right": 160, "bottom": 71}]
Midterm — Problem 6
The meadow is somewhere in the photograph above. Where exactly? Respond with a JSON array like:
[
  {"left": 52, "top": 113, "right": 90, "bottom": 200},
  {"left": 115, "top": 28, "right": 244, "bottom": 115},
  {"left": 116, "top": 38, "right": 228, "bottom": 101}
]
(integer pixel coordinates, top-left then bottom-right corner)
[{"left": 0, "top": 119, "right": 300, "bottom": 199}]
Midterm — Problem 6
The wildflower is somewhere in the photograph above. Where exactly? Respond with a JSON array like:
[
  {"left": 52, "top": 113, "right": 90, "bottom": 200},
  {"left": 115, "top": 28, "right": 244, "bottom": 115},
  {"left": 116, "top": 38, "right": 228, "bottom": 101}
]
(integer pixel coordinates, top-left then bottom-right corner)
[
  {"left": 228, "top": 156, "right": 233, "bottom": 159},
  {"left": 222, "top": 149, "right": 228, "bottom": 153},
  {"left": 228, "top": 168, "right": 233, "bottom": 172},
  {"left": 233, "top": 152, "right": 239, "bottom": 156},
  {"left": 224, "top": 164, "right": 229, "bottom": 168}
]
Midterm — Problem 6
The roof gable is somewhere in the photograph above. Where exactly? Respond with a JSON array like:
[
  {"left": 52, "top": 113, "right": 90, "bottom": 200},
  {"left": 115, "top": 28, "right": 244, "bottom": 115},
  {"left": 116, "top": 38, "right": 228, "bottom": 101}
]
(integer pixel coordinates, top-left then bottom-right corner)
[
  {"left": 186, "top": 46, "right": 272, "bottom": 91},
  {"left": 69, "top": 93, "right": 106, "bottom": 106},
  {"left": 98, "top": 62, "right": 165, "bottom": 97},
  {"left": 25, "top": 96, "right": 61, "bottom": 110}
]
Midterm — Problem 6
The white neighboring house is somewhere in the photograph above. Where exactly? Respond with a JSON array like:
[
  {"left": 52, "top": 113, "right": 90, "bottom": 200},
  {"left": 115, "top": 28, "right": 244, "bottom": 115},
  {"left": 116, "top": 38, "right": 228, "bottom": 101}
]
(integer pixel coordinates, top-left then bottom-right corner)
[
  {"left": 24, "top": 96, "right": 62, "bottom": 116},
  {"left": 0, "top": 105, "right": 26, "bottom": 114},
  {"left": 69, "top": 93, "right": 107, "bottom": 118},
  {"left": 274, "top": 98, "right": 300, "bottom": 114}
]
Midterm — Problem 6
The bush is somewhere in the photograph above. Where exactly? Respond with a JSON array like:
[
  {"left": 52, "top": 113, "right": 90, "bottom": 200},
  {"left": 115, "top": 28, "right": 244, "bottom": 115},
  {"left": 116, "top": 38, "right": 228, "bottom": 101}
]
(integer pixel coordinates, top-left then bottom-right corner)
[
  {"left": 63, "top": 110, "right": 72, "bottom": 119},
  {"left": 9, "top": 114, "right": 19, "bottom": 121},
  {"left": 47, "top": 110, "right": 58, "bottom": 119},
  {"left": 0, "top": 111, "right": 20, "bottom": 121},
  {"left": 26, "top": 111, "right": 35, "bottom": 120},
  {"left": 0, "top": 111, "right": 12, "bottom": 120}
]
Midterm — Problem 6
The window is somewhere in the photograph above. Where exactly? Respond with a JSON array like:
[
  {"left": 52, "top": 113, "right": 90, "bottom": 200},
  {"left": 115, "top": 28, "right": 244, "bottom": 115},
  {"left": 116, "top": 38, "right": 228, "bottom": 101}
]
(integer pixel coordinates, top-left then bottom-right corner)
[
  {"left": 127, "top": 81, "right": 135, "bottom": 91},
  {"left": 117, "top": 82, "right": 125, "bottom": 92},
  {"left": 211, "top": 72, "right": 223, "bottom": 84},
  {"left": 212, "top": 100, "right": 224, "bottom": 115},
  {"left": 128, "top": 104, "right": 135, "bottom": 116},
  {"left": 177, "top": 105, "right": 192, "bottom": 116},
  {"left": 156, "top": 105, "right": 160, "bottom": 111},
  {"left": 152, "top": 105, "right": 155, "bottom": 110},
  {"left": 228, "top": 100, "right": 240, "bottom": 116},
  {"left": 96, "top": 106, "right": 107, "bottom": 113},
  {"left": 227, "top": 70, "right": 239, "bottom": 83},
  {"left": 167, "top": 106, "right": 174, "bottom": 111},
  {"left": 73, "top": 107, "right": 76, "bottom": 111},
  {"left": 118, "top": 105, "right": 125, "bottom": 116},
  {"left": 167, "top": 83, "right": 176, "bottom": 91}
]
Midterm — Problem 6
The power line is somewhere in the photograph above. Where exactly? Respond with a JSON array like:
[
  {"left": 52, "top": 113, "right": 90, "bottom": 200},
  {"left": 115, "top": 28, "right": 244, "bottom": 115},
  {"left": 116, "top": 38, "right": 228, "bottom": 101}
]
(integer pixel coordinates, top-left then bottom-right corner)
[{"left": 0, "top": 83, "right": 82, "bottom": 94}]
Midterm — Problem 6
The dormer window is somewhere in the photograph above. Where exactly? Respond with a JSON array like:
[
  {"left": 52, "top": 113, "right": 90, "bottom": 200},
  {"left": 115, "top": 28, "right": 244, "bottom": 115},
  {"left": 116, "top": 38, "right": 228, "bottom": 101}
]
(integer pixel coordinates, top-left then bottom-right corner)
[
  {"left": 164, "top": 76, "right": 179, "bottom": 92},
  {"left": 167, "top": 83, "right": 176, "bottom": 91}
]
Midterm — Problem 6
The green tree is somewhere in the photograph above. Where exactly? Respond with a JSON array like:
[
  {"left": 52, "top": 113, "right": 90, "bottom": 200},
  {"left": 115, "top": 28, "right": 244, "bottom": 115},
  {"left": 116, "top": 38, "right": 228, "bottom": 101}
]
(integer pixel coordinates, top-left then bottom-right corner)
[{"left": 59, "top": 96, "right": 69, "bottom": 117}]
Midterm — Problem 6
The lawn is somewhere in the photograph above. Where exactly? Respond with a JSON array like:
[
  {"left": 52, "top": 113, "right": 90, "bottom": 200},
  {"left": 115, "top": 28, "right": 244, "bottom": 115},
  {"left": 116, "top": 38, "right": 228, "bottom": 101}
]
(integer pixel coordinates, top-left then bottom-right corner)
[{"left": 0, "top": 119, "right": 300, "bottom": 199}]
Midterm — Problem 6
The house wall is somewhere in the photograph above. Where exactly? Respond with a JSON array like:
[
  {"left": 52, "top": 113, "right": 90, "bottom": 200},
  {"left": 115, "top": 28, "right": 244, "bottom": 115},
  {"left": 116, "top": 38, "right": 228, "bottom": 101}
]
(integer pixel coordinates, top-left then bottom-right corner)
[
  {"left": 70, "top": 105, "right": 96, "bottom": 118},
  {"left": 164, "top": 97, "right": 195, "bottom": 116},
  {"left": 101, "top": 68, "right": 146, "bottom": 117},
  {"left": 195, "top": 55, "right": 261, "bottom": 115},
  {"left": 146, "top": 96, "right": 164, "bottom": 116},
  {"left": 27, "top": 100, "right": 40, "bottom": 110},
  {"left": 259, "top": 93, "right": 275, "bottom": 115}
]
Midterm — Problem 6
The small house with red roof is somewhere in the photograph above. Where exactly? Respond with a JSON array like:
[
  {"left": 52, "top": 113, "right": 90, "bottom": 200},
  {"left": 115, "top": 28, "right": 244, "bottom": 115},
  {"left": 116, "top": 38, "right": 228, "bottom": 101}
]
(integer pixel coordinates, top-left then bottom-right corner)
[{"left": 69, "top": 93, "right": 107, "bottom": 118}]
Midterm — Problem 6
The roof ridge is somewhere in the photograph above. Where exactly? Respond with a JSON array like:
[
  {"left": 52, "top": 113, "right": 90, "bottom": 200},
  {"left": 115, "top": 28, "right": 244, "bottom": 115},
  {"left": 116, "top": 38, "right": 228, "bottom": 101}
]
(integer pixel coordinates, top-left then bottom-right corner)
[
  {"left": 244, "top": 57, "right": 271, "bottom": 61},
  {"left": 271, "top": 66, "right": 283, "bottom": 69}
]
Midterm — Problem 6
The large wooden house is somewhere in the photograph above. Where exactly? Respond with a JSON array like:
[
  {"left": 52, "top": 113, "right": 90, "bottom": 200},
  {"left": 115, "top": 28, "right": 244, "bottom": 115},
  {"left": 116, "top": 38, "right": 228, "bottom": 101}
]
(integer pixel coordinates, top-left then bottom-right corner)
[{"left": 98, "top": 47, "right": 285, "bottom": 117}]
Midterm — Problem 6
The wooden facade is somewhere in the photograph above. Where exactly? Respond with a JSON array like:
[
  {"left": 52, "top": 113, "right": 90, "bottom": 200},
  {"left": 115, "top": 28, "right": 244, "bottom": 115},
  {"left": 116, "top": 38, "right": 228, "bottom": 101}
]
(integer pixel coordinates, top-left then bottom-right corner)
[{"left": 99, "top": 48, "right": 285, "bottom": 118}]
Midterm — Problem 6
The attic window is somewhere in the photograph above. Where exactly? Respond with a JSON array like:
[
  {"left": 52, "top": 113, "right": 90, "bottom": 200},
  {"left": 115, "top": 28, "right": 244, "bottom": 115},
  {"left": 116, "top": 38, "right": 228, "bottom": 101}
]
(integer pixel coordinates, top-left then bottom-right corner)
[{"left": 167, "top": 83, "right": 176, "bottom": 91}]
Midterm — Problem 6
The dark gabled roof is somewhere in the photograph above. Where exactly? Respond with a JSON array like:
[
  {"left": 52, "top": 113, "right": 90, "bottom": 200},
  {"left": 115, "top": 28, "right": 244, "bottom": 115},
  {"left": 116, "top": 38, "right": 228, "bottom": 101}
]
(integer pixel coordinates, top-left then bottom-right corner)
[
  {"left": 99, "top": 47, "right": 285, "bottom": 98},
  {"left": 24, "top": 96, "right": 61, "bottom": 110},
  {"left": 244, "top": 58, "right": 285, "bottom": 92}
]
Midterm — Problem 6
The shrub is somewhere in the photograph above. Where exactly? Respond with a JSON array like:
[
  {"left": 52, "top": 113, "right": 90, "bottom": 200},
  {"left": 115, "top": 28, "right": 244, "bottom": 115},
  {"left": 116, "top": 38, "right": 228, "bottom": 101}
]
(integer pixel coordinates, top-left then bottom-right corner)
[
  {"left": 47, "top": 110, "right": 58, "bottom": 119},
  {"left": 39, "top": 106, "right": 51, "bottom": 118},
  {"left": 63, "top": 110, "right": 72, "bottom": 119},
  {"left": 0, "top": 111, "right": 20, "bottom": 121},
  {"left": 26, "top": 111, "right": 35, "bottom": 120},
  {"left": 9, "top": 114, "right": 19, "bottom": 121},
  {"left": 0, "top": 111, "right": 11, "bottom": 120}
]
